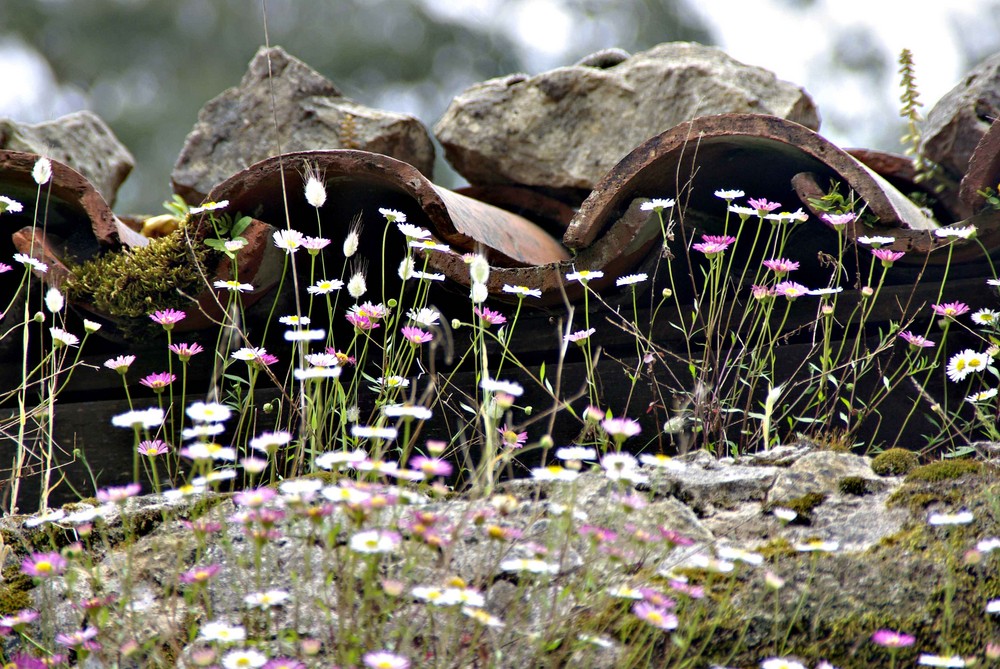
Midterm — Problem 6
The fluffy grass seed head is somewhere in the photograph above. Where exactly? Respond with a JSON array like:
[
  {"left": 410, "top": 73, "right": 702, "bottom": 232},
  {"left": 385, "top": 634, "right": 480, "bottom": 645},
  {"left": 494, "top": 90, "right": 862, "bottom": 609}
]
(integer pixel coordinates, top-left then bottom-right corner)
[
  {"left": 303, "top": 163, "right": 326, "bottom": 208},
  {"left": 44, "top": 287, "right": 64, "bottom": 313},
  {"left": 348, "top": 270, "right": 367, "bottom": 298},
  {"left": 32, "top": 156, "right": 52, "bottom": 185}
]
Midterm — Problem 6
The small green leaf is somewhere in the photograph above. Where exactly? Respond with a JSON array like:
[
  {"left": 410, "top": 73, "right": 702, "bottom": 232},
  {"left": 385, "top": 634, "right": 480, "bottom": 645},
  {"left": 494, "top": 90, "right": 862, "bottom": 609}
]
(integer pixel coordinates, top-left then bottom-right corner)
[{"left": 231, "top": 215, "right": 253, "bottom": 237}]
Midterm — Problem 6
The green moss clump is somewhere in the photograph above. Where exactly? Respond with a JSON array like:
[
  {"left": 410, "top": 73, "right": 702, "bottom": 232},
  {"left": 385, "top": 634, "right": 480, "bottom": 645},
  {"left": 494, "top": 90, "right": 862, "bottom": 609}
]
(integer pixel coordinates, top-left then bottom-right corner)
[
  {"left": 871, "top": 448, "right": 920, "bottom": 476},
  {"left": 767, "top": 492, "right": 826, "bottom": 525},
  {"left": 0, "top": 568, "right": 34, "bottom": 615},
  {"left": 756, "top": 537, "right": 796, "bottom": 560},
  {"left": 784, "top": 492, "right": 826, "bottom": 514},
  {"left": 65, "top": 225, "right": 217, "bottom": 336},
  {"left": 905, "top": 459, "right": 981, "bottom": 483},
  {"left": 838, "top": 476, "right": 873, "bottom": 496}
]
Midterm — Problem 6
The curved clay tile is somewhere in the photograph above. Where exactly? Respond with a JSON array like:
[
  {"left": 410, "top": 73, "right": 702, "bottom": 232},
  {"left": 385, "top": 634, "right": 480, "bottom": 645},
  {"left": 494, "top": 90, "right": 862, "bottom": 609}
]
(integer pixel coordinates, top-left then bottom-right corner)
[
  {"left": 465, "top": 114, "right": 957, "bottom": 304},
  {"left": 203, "top": 150, "right": 570, "bottom": 269},
  {"left": 960, "top": 118, "right": 1000, "bottom": 213},
  {"left": 848, "top": 147, "right": 964, "bottom": 222},
  {"left": 2, "top": 149, "right": 278, "bottom": 334},
  {"left": 196, "top": 119, "right": 984, "bottom": 307}
]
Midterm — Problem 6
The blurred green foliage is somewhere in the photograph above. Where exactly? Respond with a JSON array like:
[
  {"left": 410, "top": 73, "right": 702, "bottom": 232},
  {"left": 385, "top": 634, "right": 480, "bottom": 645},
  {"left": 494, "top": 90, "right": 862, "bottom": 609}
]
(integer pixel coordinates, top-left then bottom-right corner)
[{"left": 0, "top": 0, "right": 709, "bottom": 213}]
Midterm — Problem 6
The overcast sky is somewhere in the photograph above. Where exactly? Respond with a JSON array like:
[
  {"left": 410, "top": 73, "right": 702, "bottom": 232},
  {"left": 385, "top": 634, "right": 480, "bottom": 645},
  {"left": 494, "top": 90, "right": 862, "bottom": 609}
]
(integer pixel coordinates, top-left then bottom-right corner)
[{"left": 2, "top": 0, "right": 998, "bottom": 210}]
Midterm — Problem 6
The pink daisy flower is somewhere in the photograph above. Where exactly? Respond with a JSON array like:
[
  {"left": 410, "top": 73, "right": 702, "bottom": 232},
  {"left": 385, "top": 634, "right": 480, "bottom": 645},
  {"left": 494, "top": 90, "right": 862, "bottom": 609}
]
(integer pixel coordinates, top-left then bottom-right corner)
[
  {"left": 302, "top": 236, "right": 331, "bottom": 252},
  {"left": 499, "top": 425, "right": 528, "bottom": 449},
  {"left": 97, "top": 483, "right": 141, "bottom": 504},
  {"left": 180, "top": 563, "right": 221, "bottom": 584},
  {"left": 234, "top": 487, "right": 278, "bottom": 508},
  {"left": 401, "top": 325, "right": 433, "bottom": 344},
  {"left": 140, "top": 372, "right": 175, "bottom": 391},
  {"left": 632, "top": 601, "right": 678, "bottom": 630},
  {"left": 169, "top": 342, "right": 204, "bottom": 361},
  {"left": 137, "top": 440, "right": 170, "bottom": 456},
  {"left": 21, "top": 552, "right": 67, "bottom": 579},
  {"left": 774, "top": 281, "right": 809, "bottom": 300},
  {"left": 150, "top": 309, "right": 186, "bottom": 328},
  {"left": 762, "top": 258, "right": 799, "bottom": 275},
  {"left": 346, "top": 312, "right": 379, "bottom": 331},
  {"left": 564, "top": 328, "right": 595, "bottom": 344},
  {"left": 601, "top": 417, "right": 641, "bottom": 439},
  {"left": 821, "top": 212, "right": 857, "bottom": 228},
  {"left": 474, "top": 306, "right": 506, "bottom": 326},
  {"left": 931, "top": 301, "right": 970, "bottom": 318},
  {"left": 872, "top": 248, "right": 904, "bottom": 266},
  {"left": 747, "top": 198, "right": 782, "bottom": 214},
  {"left": 55, "top": 627, "right": 99, "bottom": 651},
  {"left": 104, "top": 354, "right": 136, "bottom": 373},
  {"left": 871, "top": 629, "right": 915, "bottom": 648},
  {"left": 409, "top": 455, "right": 454, "bottom": 477},
  {"left": 899, "top": 331, "right": 935, "bottom": 348}
]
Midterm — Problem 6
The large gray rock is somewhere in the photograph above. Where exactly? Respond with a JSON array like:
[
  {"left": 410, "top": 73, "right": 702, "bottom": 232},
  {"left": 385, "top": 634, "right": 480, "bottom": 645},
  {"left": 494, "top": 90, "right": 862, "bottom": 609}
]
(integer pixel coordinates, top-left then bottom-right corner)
[
  {"left": 922, "top": 51, "right": 1000, "bottom": 179},
  {"left": 435, "top": 42, "right": 820, "bottom": 191},
  {"left": 0, "top": 110, "right": 134, "bottom": 207},
  {"left": 768, "top": 450, "right": 891, "bottom": 503},
  {"left": 172, "top": 46, "right": 435, "bottom": 203}
]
